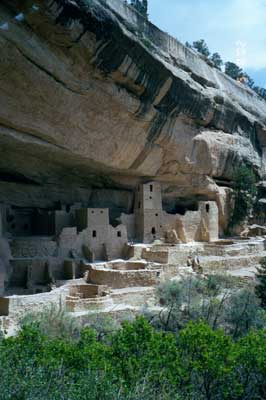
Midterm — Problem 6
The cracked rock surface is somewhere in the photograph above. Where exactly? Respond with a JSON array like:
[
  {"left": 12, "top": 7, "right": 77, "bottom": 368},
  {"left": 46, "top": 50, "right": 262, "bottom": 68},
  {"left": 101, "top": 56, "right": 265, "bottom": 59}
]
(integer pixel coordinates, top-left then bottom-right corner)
[{"left": 0, "top": 0, "right": 266, "bottom": 208}]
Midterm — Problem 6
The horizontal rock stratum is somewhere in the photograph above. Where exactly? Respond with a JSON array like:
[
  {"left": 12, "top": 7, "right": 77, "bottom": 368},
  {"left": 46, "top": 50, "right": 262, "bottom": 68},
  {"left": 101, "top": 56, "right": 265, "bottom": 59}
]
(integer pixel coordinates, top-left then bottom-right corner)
[{"left": 0, "top": 0, "right": 266, "bottom": 208}]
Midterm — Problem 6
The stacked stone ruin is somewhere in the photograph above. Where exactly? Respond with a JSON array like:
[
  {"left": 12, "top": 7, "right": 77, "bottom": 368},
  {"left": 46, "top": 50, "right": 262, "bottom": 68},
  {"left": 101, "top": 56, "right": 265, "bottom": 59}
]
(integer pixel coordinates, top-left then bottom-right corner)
[{"left": 0, "top": 182, "right": 265, "bottom": 329}]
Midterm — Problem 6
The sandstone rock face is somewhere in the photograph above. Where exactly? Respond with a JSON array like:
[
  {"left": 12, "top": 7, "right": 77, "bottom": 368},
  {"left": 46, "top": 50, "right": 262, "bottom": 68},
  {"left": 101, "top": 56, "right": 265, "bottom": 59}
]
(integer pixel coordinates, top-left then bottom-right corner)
[{"left": 0, "top": 0, "right": 266, "bottom": 209}]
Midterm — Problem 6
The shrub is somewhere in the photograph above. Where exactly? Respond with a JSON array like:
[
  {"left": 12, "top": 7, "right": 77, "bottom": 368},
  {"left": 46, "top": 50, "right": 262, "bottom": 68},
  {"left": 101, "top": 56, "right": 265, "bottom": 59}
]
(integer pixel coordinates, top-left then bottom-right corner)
[
  {"left": 20, "top": 304, "right": 81, "bottom": 340},
  {"left": 3, "top": 313, "right": 266, "bottom": 399},
  {"left": 225, "top": 288, "right": 263, "bottom": 338},
  {"left": 151, "top": 275, "right": 263, "bottom": 335}
]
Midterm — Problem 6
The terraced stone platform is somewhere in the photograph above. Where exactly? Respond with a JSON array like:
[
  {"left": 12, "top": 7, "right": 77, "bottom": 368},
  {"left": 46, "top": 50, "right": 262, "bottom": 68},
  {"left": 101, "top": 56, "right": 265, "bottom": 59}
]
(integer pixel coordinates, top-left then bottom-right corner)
[{"left": 0, "top": 237, "right": 265, "bottom": 335}]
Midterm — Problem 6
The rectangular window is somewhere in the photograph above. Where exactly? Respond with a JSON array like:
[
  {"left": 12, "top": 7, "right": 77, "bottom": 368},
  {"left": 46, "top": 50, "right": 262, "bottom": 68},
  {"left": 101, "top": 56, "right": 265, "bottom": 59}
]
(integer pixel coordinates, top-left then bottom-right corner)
[
  {"left": 117, "top": 231, "right": 121, "bottom": 238},
  {"left": 150, "top": 185, "right": 153, "bottom": 192},
  {"left": 92, "top": 230, "right": 97, "bottom": 238}
]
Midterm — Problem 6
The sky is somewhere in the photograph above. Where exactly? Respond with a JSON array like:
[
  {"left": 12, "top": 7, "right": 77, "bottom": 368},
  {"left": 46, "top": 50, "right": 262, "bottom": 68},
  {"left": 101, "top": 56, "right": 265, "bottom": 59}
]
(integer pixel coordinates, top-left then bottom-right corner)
[{"left": 148, "top": 0, "right": 266, "bottom": 87}]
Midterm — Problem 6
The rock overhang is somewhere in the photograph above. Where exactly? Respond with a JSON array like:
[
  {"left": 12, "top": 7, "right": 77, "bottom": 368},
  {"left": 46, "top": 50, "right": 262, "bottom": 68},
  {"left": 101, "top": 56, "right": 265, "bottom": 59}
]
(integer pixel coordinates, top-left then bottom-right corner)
[{"left": 0, "top": 0, "right": 266, "bottom": 207}]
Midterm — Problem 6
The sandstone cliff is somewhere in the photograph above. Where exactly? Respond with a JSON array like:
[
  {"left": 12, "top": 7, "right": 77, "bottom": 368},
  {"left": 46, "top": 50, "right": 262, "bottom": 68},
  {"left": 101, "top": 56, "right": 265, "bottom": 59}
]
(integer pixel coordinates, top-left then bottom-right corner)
[{"left": 1, "top": 0, "right": 266, "bottom": 212}]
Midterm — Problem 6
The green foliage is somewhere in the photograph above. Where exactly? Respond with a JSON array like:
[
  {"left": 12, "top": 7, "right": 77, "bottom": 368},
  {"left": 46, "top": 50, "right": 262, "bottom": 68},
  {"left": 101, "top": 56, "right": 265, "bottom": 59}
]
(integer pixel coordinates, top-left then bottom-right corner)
[
  {"left": 192, "top": 39, "right": 210, "bottom": 57},
  {"left": 210, "top": 52, "right": 223, "bottom": 69},
  {"left": 20, "top": 304, "right": 81, "bottom": 340},
  {"left": 256, "top": 257, "right": 266, "bottom": 308},
  {"left": 2, "top": 274, "right": 266, "bottom": 399},
  {"left": 84, "top": 314, "right": 119, "bottom": 341},
  {"left": 3, "top": 315, "right": 266, "bottom": 399},
  {"left": 230, "top": 165, "right": 257, "bottom": 227},
  {"left": 130, "top": 0, "right": 148, "bottom": 19},
  {"left": 241, "top": 72, "right": 254, "bottom": 88},
  {"left": 178, "top": 322, "right": 235, "bottom": 399},
  {"left": 152, "top": 275, "right": 263, "bottom": 337},
  {"left": 225, "top": 61, "right": 243, "bottom": 80},
  {"left": 254, "top": 85, "right": 266, "bottom": 101},
  {"left": 233, "top": 329, "right": 266, "bottom": 399},
  {"left": 226, "top": 288, "right": 264, "bottom": 338}
]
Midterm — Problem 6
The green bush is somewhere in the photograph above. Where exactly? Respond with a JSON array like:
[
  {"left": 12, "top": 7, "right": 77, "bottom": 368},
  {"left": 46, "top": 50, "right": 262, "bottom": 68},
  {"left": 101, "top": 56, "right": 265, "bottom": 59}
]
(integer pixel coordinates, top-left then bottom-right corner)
[
  {"left": 3, "top": 317, "right": 266, "bottom": 399},
  {"left": 2, "top": 275, "right": 266, "bottom": 399},
  {"left": 152, "top": 275, "right": 263, "bottom": 336},
  {"left": 20, "top": 304, "right": 81, "bottom": 340}
]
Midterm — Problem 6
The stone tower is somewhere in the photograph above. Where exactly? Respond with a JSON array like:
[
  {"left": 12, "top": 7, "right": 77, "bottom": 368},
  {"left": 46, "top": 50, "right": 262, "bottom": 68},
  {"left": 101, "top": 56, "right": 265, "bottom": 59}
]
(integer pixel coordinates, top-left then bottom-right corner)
[{"left": 134, "top": 182, "right": 164, "bottom": 243}]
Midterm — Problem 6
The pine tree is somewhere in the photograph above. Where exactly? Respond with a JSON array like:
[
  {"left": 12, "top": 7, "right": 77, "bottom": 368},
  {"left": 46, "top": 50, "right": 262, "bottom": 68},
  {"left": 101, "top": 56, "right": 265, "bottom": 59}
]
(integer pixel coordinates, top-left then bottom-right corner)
[
  {"left": 211, "top": 53, "right": 223, "bottom": 70},
  {"left": 185, "top": 41, "right": 192, "bottom": 49},
  {"left": 143, "top": 0, "right": 148, "bottom": 15},
  {"left": 225, "top": 62, "right": 243, "bottom": 80},
  {"left": 255, "top": 258, "right": 266, "bottom": 307},
  {"left": 130, "top": 0, "right": 148, "bottom": 19},
  {"left": 254, "top": 86, "right": 266, "bottom": 101},
  {"left": 192, "top": 39, "right": 210, "bottom": 57}
]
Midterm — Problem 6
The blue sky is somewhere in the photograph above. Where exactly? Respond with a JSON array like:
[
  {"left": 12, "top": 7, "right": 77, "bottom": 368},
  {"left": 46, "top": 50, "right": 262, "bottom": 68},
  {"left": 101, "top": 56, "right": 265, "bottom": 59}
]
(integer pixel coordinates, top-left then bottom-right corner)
[{"left": 148, "top": 0, "right": 266, "bottom": 87}]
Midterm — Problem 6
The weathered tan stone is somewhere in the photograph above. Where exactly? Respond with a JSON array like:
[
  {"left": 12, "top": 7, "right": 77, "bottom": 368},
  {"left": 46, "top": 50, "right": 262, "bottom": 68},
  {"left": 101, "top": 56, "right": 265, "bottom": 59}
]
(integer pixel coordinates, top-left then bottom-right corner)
[
  {"left": 85, "top": 264, "right": 162, "bottom": 289},
  {"left": 165, "top": 229, "right": 181, "bottom": 244},
  {"left": 241, "top": 225, "right": 266, "bottom": 238},
  {"left": 0, "top": 0, "right": 265, "bottom": 212},
  {"left": 68, "top": 284, "right": 109, "bottom": 299}
]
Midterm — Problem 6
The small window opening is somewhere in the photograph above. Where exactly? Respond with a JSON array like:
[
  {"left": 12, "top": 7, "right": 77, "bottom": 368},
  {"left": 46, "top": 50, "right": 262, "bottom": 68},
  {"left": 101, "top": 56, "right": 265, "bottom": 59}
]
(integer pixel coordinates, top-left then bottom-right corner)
[
  {"left": 155, "top": 213, "right": 158, "bottom": 217},
  {"left": 66, "top": 205, "right": 71, "bottom": 213},
  {"left": 149, "top": 196, "right": 152, "bottom": 200},
  {"left": 92, "top": 230, "right": 97, "bottom": 238},
  {"left": 206, "top": 204, "right": 210, "bottom": 213},
  {"left": 117, "top": 231, "right": 121, "bottom": 238},
  {"left": 91, "top": 210, "right": 94, "bottom": 214},
  {"left": 150, "top": 185, "right": 153, "bottom": 192},
  {"left": 151, "top": 227, "right": 156, "bottom": 235},
  {"left": 138, "top": 201, "right": 141, "bottom": 209}
]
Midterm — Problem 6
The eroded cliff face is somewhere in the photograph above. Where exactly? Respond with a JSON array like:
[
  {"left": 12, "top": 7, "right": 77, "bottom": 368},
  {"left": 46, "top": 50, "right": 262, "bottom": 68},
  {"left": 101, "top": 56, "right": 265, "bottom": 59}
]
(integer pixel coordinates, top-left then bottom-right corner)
[{"left": 0, "top": 0, "right": 266, "bottom": 211}]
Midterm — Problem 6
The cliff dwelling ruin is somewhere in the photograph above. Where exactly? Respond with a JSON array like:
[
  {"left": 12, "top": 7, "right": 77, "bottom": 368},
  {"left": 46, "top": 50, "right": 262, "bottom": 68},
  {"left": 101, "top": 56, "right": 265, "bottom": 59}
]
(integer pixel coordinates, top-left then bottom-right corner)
[
  {"left": 0, "top": 182, "right": 219, "bottom": 297},
  {"left": 0, "top": 0, "right": 266, "bottom": 332}
]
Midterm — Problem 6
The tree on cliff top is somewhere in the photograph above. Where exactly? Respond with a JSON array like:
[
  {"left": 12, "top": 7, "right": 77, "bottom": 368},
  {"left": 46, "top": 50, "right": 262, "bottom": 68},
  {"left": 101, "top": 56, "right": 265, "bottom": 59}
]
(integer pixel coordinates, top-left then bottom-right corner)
[
  {"left": 130, "top": 0, "right": 148, "bottom": 19},
  {"left": 254, "top": 86, "right": 266, "bottom": 101},
  {"left": 225, "top": 62, "right": 243, "bottom": 80},
  {"left": 192, "top": 39, "right": 210, "bottom": 57},
  {"left": 211, "top": 52, "right": 223, "bottom": 70}
]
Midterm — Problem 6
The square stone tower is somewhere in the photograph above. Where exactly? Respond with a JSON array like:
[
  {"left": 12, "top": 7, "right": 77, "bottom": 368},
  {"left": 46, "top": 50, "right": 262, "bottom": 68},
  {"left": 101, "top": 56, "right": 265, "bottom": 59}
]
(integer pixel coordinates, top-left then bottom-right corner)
[{"left": 134, "top": 182, "right": 164, "bottom": 243}]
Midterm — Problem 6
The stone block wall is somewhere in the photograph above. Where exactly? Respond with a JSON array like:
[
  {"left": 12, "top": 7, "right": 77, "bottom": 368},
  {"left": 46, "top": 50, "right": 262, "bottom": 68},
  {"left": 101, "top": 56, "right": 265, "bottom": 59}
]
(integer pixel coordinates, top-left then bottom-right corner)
[
  {"left": 134, "top": 182, "right": 162, "bottom": 211},
  {"left": 76, "top": 209, "right": 109, "bottom": 232},
  {"left": 87, "top": 266, "right": 162, "bottom": 289},
  {"left": 199, "top": 201, "right": 219, "bottom": 242}
]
